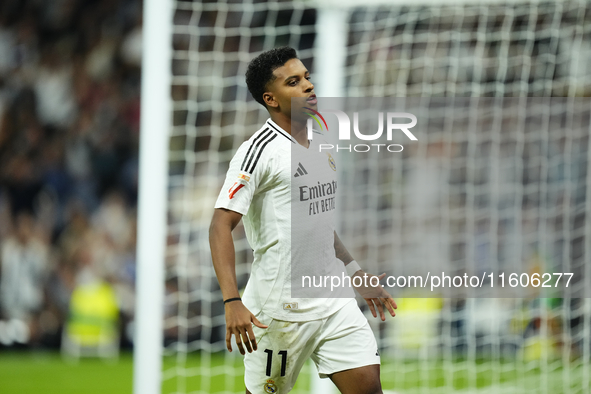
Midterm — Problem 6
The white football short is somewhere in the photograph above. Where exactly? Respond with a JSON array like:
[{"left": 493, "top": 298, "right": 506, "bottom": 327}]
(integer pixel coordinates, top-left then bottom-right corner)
[{"left": 244, "top": 299, "right": 380, "bottom": 394}]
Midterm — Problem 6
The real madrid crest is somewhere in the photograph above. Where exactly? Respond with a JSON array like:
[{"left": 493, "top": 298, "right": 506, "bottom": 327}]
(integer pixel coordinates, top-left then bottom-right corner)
[
  {"left": 264, "top": 379, "right": 278, "bottom": 393},
  {"left": 327, "top": 153, "right": 336, "bottom": 171}
]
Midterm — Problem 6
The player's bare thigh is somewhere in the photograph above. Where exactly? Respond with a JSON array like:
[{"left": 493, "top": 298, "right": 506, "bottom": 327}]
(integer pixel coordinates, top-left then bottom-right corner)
[{"left": 329, "top": 364, "right": 382, "bottom": 394}]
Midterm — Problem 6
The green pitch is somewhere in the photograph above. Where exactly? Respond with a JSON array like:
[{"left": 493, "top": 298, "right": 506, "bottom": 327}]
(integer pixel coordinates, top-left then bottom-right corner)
[
  {"left": 0, "top": 351, "right": 587, "bottom": 393},
  {"left": 0, "top": 351, "right": 133, "bottom": 394}
]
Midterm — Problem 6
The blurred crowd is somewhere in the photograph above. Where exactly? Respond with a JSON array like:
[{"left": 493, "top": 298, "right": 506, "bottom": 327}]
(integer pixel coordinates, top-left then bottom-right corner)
[{"left": 0, "top": 0, "right": 142, "bottom": 348}]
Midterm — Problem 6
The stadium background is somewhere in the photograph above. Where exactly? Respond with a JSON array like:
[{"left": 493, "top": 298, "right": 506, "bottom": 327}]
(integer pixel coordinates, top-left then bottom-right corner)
[{"left": 0, "top": 0, "right": 590, "bottom": 393}]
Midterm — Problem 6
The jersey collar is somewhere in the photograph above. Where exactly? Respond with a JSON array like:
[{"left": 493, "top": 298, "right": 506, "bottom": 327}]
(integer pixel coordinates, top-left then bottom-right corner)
[{"left": 266, "top": 119, "right": 296, "bottom": 144}]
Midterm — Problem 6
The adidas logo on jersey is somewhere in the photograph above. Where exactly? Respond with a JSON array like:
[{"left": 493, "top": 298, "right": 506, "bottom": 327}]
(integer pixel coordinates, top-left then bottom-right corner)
[{"left": 294, "top": 163, "right": 308, "bottom": 177}]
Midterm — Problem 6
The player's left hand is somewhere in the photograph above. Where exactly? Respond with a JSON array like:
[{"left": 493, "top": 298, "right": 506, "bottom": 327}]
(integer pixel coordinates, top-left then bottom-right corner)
[{"left": 352, "top": 272, "right": 397, "bottom": 321}]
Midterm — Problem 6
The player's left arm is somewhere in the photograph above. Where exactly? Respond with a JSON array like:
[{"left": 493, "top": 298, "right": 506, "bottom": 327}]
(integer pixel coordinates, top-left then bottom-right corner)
[{"left": 334, "top": 231, "right": 397, "bottom": 321}]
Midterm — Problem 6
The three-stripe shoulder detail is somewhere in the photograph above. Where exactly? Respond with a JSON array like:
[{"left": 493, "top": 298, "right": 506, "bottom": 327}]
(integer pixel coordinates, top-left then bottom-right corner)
[
  {"left": 267, "top": 121, "right": 295, "bottom": 143},
  {"left": 240, "top": 128, "right": 278, "bottom": 174}
]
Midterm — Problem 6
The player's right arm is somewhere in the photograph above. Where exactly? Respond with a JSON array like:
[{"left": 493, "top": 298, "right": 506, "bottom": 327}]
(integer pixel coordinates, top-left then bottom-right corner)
[{"left": 209, "top": 208, "right": 268, "bottom": 355}]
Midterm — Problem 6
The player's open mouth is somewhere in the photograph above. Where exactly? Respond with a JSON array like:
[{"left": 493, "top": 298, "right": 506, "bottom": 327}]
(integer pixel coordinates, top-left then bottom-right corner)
[{"left": 306, "top": 95, "right": 317, "bottom": 105}]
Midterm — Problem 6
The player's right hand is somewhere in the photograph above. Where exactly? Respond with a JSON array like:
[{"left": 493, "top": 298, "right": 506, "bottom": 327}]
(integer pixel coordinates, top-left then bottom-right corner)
[{"left": 224, "top": 301, "right": 268, "bottom": 355}]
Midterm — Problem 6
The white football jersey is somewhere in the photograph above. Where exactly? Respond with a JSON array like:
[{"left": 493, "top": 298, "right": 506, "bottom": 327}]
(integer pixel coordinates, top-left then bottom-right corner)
[{"left": 215, "top": 119, "right": 353, "bottom": 322}]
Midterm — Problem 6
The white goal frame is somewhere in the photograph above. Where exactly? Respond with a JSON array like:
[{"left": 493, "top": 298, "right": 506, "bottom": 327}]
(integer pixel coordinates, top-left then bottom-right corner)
[{"left": 133, "top": 0, "right": 172, "bottom": 393}]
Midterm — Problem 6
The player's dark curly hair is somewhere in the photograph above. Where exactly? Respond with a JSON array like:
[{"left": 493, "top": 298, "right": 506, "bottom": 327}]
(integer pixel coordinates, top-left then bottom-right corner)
[{"left": 245, "top": 46, "right": 298, "bottom": 107}]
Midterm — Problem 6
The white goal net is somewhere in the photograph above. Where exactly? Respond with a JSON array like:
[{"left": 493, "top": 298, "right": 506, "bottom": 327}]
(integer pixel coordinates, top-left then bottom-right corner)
[{"left": 153, "top": 0, "right": 591, "bottom": 393}]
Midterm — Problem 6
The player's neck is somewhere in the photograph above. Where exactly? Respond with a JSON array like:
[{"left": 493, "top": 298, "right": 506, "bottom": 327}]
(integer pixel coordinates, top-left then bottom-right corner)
[{"left": 269, "top": 113, "right": 309, "bottom": 148}]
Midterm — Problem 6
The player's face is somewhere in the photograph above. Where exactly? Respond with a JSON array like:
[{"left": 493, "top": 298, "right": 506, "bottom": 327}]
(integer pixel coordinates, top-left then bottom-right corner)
[{"left": 264, "top": 58, "right": 316, "bottom": 120}]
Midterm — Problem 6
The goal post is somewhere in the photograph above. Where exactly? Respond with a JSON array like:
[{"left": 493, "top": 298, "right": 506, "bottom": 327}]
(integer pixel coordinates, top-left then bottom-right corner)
[{"left": 133, "top": 0, "right": 173, "bottom": 393}]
